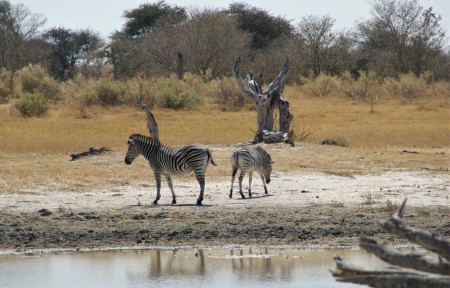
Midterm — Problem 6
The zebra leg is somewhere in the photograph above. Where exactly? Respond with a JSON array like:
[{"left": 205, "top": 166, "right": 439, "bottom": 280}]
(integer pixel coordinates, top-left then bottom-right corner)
[
  {"left": 260, "top": 174, "right": 268, "bottom": 194},
  {"left": 195, "top": 172, "right": 205, "bottom": 205},
  {"left": 229, "top": 167, "right": 238, "bottom": 199},
  {"left": 248, "top": 171, "right": 253, "bottom": 198},
  {"left": 166, "top": 175, "right": 176, "bottom": 204},
  {"left": 238, "top": 171, "right": 246, "bottom": 199},
  {"left": 153, "top": 172, "right": 162, "bottom": 205}
]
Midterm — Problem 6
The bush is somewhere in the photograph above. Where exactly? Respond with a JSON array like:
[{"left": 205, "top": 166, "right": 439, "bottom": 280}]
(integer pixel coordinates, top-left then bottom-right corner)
[
  {"left": 96, "top": 78, "right": 125, "bottom": 106},
  {"left": 153, "top": 76, "right": 202, "bottom": 109},
  {"left": 212, "top": 76, "right": 248, "bottom": 111},
  {"left": 15, "top": 92, "right": 48, "bottom": 117},
  {"left": 300, "top": 74, "right": 340, "bottom": 97},
  {"left": 0, "top": 68, "right": 12, "bottom": 103},
  {"left": 17, "top": 64, "right": 60, "bottom": 103},
  {"left": 123, "top": 77, "right": 156, "bottom": 108},
  {"left": 384, "top": 73, "right": 427, "bottom": 103}
]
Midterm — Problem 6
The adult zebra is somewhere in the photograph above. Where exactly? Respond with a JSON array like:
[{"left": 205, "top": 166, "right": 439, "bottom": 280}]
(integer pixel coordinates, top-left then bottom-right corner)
[
  {"left": 229, "top": 146, "right": 273, "bottom": 199},
  {"left": 125, "top": 134, "right": 216, "bottom": 205}
]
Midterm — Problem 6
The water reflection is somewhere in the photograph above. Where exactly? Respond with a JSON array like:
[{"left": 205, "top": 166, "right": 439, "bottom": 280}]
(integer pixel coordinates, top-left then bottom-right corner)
[{"left": 0, "top": 248, "right": 385, "bottom": 288}]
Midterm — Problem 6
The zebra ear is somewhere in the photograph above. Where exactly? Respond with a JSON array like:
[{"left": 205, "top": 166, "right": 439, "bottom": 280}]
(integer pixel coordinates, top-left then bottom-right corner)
[{"left": 128, "top": 139, "right": 134, "bottom": 144}]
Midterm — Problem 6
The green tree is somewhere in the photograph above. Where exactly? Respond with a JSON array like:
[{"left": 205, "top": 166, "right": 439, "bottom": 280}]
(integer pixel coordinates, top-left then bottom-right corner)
[
  {"left": 228, "top": 2, "right": 293, "bottom": 51},
  {"left": 43, "top": 27, "right": 103, "bottom": 80},
  {"left": 122, "top": 0, "right": 186, "bottom": 37}
]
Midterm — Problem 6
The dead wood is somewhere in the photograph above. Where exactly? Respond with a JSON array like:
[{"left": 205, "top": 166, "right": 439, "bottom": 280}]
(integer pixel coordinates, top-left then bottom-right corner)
[
  {"left": 359, "top": 237, "right": 450, "bottom": 275},
  {"left": 233, "top": 56, "right": 293, "bottom": 144},
  {"left": 332, "top": 198, "right": 450, "bottom": 287},
  {"left": 140, "top": 104, "right": 159, "bottom": 142},
  {"left": 332, "top": 256, "right": 450, "bottom": 288},
  {"left": 380, "top": 199, "right": 450, "bottom": 262},
  {"left": 70, "top": 147, "right": 111, "bottom": 161}
]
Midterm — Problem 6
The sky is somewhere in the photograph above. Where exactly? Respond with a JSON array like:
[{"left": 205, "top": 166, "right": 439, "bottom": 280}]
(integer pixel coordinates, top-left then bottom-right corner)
[{"left": 8, "top": 0, "right": 450, "bottom": 43}]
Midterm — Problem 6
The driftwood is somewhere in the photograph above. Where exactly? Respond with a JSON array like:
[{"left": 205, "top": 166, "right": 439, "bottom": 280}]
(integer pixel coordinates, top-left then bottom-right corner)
[
  {"left": 331, "top": 198, "right": 450, "bottom": 287},
  {"left": 70, "top": 147, "right": 111, "bottom": 161},
  {"left": 140, "top": 104, "right": 159, "bottom": 141},
  {"left": 233, "top": 56, "right": 293, "bottom": 145},
  {"left": 262, "top": 130, "right": 294, "bottom": 146}
]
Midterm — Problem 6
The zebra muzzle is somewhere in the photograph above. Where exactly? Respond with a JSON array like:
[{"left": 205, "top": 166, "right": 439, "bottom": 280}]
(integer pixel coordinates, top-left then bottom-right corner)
[
  {"left": 266, "top": 179, "right": 271, "bottom": 184},
  {"left": 125, "top": 158, "right": 132, "bottom": 165}
]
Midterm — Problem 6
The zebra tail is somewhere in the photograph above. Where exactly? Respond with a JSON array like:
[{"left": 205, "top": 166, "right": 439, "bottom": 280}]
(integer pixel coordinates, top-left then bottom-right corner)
[{"left": 208, "top": 149, "right": 217, "bottom": 166}]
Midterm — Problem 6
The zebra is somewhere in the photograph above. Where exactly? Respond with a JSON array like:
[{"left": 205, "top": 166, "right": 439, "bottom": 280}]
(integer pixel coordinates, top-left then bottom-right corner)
[
  {"left": 229, "top": 146, "right": 273, "bottom": 199},
  {"left": 125, "top": 133, "right": 216, "bottom": 205}
]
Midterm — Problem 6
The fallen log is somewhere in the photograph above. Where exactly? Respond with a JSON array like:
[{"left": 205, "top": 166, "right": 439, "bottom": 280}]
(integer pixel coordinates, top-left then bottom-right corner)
[
  {"left": 331, "top": 198, "right": 450, "bottom": 287},
  {"left": 70, "top": 147, "right": 111, "bottom": 161}
]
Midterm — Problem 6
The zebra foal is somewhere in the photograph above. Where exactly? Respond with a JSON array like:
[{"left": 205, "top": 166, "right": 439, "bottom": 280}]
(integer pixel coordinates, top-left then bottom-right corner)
[
  {"left": 125, "top": 134, "right": 216, "bottom": 205},
  {"left": 229, "top": 146, "right": 273, "bottom": 199}
]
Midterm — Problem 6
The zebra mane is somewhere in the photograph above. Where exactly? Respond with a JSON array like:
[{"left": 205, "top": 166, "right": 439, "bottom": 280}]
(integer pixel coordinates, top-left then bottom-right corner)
[{"left": 255, "top": 146, "right": 272, "bottom": 162}]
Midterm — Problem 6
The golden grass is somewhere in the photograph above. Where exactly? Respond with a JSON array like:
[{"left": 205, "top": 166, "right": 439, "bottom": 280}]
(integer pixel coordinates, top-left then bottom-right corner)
[{"left": 0, "top": 87, "right": 448, "bottom": 154}]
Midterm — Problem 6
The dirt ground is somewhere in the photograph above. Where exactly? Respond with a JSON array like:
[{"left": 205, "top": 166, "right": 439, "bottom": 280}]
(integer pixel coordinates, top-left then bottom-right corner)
[{"left": 0, "top": 144, "right": 448, "bottom": 253}]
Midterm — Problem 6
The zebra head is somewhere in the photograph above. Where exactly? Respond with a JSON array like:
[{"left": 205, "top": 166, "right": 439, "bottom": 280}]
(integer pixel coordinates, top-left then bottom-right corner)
[
  {"left": 125, "top": 134, "right": 141, "bottom": 165},
  {"left": 256, "top": 146, "right": 273, "bottom": 184}
]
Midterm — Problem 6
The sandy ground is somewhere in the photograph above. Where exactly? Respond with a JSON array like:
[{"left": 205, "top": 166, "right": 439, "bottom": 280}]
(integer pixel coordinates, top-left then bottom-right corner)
[{"left": 0, "top": 145, "right": 449, "bottom": 253}]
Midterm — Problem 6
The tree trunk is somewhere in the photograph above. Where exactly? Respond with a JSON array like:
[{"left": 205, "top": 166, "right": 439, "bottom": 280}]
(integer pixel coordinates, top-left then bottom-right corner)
[
  {"left": 176, "top": 52, "right": 184, "bottom": 80},
  {"left": 233, "top": 56, "right": 293, "bottom": 144}
]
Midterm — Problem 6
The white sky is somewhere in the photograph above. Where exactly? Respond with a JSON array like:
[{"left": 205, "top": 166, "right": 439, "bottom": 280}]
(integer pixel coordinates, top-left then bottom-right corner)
[{"left": 8, "top": 0, "right": 450, "bottom": 44}]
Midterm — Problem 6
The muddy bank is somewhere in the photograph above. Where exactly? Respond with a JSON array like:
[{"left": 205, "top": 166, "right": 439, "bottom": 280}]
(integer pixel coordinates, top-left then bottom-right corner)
[{"left": 1, "top": 202, "right": 449, "bottom": 252}]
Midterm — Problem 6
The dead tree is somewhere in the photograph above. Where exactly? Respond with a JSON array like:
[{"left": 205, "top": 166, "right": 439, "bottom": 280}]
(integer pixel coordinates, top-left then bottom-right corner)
[
  {"left": 331, "top": 198, "right": 450, "bottom": 288},
  {"left": 141, "top": 104, "right": 159, "bottom": 141},
  {"left": 233, "top": 56, "right": 293, "bottom": 145}
]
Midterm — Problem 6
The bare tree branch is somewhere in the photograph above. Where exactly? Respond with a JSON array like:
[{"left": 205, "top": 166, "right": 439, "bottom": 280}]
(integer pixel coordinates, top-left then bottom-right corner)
[
  {"left": 332, "top": 256, "right": 450, "bottom": 288},
  {"left": 233, "top": 56, "right": 259, "bottom": 103},
  {"left": 380, "top": 198, "right": 450, "bottom": 262},
  {"left": 263, "top": 57, "right": 289, "bottom": 95},
  {"left": 140, "top": 104, "right": 159, "bottom": 142},
  {"left": 360, "top": 237, "right": 450, "bottom": 275}
]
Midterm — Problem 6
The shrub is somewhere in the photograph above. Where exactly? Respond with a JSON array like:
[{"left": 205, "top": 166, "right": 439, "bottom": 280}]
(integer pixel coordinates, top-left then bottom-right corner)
[
  {"left": 15, "top": 92, "right": 48, "bottom": 117},
  {"left": 96, "top": 78, "right": 125, "bottom": 106},
  {"left": 153, "top": 76, "right": 202, "bottom": 109},
  {"left": 0, "top": 68, "right": 12, "bottom": 103},
  {"left": 300, "top": 74, "right": 340, "bottom": 97},
  {"left": 124, "top": 77, "right": 157, "bottom": 108},
  {"left": 17, "top": 64, "right": 60, "bottom": 103},
  {"left": 212, "top": 76, "right": 248, "bottom": 111},
  {"left": 384, "top": 73, "right": 427, "bottom": 103}
]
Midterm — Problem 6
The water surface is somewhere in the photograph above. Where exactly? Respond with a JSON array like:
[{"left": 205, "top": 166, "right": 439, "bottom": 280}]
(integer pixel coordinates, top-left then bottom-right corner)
[{"left": 0, "top": 248, "right": 386, "bottom": 288}]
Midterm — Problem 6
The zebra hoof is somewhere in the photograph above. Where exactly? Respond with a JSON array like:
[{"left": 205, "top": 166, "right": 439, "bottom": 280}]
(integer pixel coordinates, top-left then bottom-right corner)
[
  {"left": 152, "top": 200, "right": 158, "bottom": 205},
  {"left": 196, "top": 199, "right": 203, "bottom": 206},
  {"left": 172, "top": 199, "right": 177, "bottom": 205}
]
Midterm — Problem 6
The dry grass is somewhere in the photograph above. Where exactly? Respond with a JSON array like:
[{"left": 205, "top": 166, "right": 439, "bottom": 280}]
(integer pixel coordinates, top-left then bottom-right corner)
[
  {"left": 0, "top": 82, "right": 448, "bottom": 194},
  {"left": 0, "top": 88, "right": 448, "bottom": 154}
]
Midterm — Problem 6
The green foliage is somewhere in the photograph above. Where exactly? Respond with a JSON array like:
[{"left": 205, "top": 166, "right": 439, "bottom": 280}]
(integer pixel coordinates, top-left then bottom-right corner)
[
  {"left": 17, "top": 64, "right": 60, "bottom": 103},
  {"left": 228, "top": 3, "right": 293, "bottom": 50},
  {"left": 153, "top": 76, "right": 202, "bottom": 109},
  {"left": 15, "top": 92, "right": 48, "bottom": 117},
  {"left": 123, "top": 1, "right": 186, "bottom": 37},
  {"left": 43, "top": 28, "right": 103, "bottom": 80}
]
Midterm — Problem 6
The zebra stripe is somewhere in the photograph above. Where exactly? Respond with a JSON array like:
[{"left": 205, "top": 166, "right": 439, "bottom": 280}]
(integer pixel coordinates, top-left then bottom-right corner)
[
  {"left": 229, "top": 146, "right": 273, "bottom": 199},
  {"left": 125, "top": 134, "right": 216, "bottom": 205}
]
